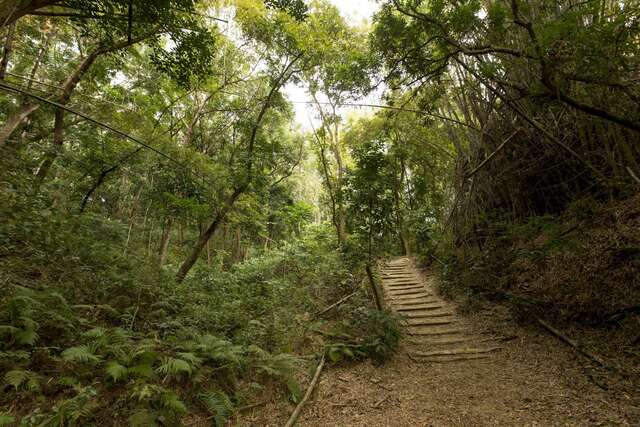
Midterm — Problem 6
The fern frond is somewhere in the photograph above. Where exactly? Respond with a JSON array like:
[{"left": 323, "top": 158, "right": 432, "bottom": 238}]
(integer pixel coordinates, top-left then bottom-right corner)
[
  {"left": 176, "top": 352, "right": 202, "bottom": 367},
  {"left": 0, "top": 325, "right": 19, "bottom": 336},
  {"left": 81, "top": 327, "right": 107, "bottom": 340},
  {"left": 15, "top": 328, "right": 39, "bottom": 346},
  {"left": 160, "top": 391, "right": 187, "bottom": 414},
  {"left": 200, "top": 390, "right": 233, "bottom": 427},
  {"left": 128, "top": 363, "right": 155, "bottom": 379},
  {"left": 4, "top": 369, "right": 27, "bottom": 390},
  {"left": 4, "top": 369, "right": 40, "bottom": 391},
  {"left": 191, "top": 335, "right": 244, "bottom": 365},
  {"left": 61, "top": 344, "right": 102, "bottom": 363},
  {"left": 105, "top": 361, "right": 128, "bottom": 382},
  {"left": 156, "top": 357, "right": 193, "bottom": 378}
]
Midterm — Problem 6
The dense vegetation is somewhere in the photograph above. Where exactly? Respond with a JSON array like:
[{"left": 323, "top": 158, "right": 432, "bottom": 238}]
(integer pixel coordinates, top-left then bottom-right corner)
[{"left": 1, "top": 0, "right": 639, "bottom": 424}]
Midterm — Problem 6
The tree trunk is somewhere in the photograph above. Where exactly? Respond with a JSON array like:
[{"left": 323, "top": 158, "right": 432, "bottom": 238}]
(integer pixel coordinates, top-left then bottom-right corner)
[
  {"left": 175, "top": 54, "right": 302, "bottom": 283},
  {"left": 0, "top": 0, "right": 57, "bottom": 27},
  {"left": 35, "top": 107, "right": 63, "bottom": 181},
  {"left": 175, "top": 193, "right": 239, "bottom": 283},
  {"left": 1, "top": 29, "right": 156, "bottom": 148},
  {"left": 0, "top": 22, "right": 15, "bottom": 79},
  {"left": 158, "top": 217, "right": 173, "bottom": 266},
  {"left": 0, "top": 103, "right": 39, "bottom": 146}
]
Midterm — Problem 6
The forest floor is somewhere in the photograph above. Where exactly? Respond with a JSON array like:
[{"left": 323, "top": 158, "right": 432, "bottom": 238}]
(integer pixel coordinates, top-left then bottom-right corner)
[{"left": 234, "top": 258, "right": 638, "bottom": 426}]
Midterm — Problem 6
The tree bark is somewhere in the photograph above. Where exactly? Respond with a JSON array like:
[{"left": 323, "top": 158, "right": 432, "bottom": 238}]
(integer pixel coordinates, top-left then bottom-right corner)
[
  {"left": 158, "top": 217, "right": 173, "bottom": 266},
  {"left": 175, "top": 188, "right": 243, "bottom": 283},
  {"left": 0, "top": 0, "right": 57, "bottom": 27},
  {"left": 0, "top": 103, "right": 39, "bottom": 146},
  {"left": 0, "top": 22, "right": 15, "bottom": 79},
  {"left": 35, "top": 107, "right": 63, "bottom": 181}
]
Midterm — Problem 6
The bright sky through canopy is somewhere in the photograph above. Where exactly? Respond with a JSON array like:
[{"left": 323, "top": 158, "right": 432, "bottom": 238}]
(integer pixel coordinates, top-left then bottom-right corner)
[
  {"left": 285, "top": 0, "right": 381, "bottom": 130},
  {"left": 330, "top": 0, "right": 379, "bottom": 22}
]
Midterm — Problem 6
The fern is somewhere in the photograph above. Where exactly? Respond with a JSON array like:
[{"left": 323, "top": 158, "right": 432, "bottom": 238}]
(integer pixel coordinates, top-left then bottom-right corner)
[
  {"left": 128, "top": 362, "right": 155, "bottom": 379},
  {"left": 156, "top": 357, "right": 193, "bottom": 378},
  {"left": 189, "top": 335, "right": 244, "bottom": 365},
  {"left": 45, "top": 387, "right": 98, "bottom": 425},
  {"left": 4, "top": 369, "right": 28, "bottom": 390},
  {"left": 160, "top": 390, "right": 187, "bottom": 414},
  {"left": 200, "top": 390, "right": 233, "bottom": 427},
  {"left": 4, "top": 369, "right": 40, "bottom": 391},
  {"left": 105, "top": 361, "right": 128, "bottom": 381},
  {"left": 0, "top": 325, "right": 18, "bottom": 336},
  {"left": 176, "top": 351, "right": 202, "bottom": 368},
  {"left": 130, "top": 383, "right": 159, "bottom": 402},
  {"left": 61, "top": 344, "right": 102, "bottom": 363},
  {"left": 81, "top": 327, "right": 107, "bottom": 340},
  {"left": 15, "top": 328, "right": 39, "bottom": 346}
]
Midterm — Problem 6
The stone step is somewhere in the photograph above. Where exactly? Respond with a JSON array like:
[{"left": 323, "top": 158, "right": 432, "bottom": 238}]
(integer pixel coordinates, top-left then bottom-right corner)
[
  {"left": 410, "top": 354, "right": 494, "bottom": 363},
  {"left": 402, "top": 311, "right": 455, "bottom": 319},
  {"left": 411, "top": 347, "right": 500, "bottom": 357},
  {"left": 388, "top": 296, "right": 437, "bottom": 304},
  {"left": 388, "top": 292, "right": 432, "bottom": 299},
  {"left": 406, "top": 318, "right": 457, "bottom": 327},
  {"left": 407, "top": 327, "right": 467, "bottom": 336},
  {"left": 395, "top": 304, "right": 446, "bottom": 312},
  {"left": 385, "top": 284, "right": 427, "bottom": 291},
  {"left": 408, "top": 335, "right": 476, "bottom": 346},
  {"left": 387, "top": 286, "right": 433, "bottom": 296}
]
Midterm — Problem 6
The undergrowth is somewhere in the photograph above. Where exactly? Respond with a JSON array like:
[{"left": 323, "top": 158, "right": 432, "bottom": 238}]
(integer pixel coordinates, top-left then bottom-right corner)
[
  {"left": 437, "top": 195, "right": 640, "bottom": 327},
  {"left": 0, "top": 185, "right": 400, "bottom": 425}
]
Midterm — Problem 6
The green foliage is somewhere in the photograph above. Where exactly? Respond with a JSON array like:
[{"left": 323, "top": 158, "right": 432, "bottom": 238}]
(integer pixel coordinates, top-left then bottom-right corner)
[
  {"left": 324, "top": 307, "right": 403, "bottom": 364},
  {"left": 4, "top": 369, "right": 40, "bottom": 391},
  {"left": 0, "top": 414, "right": 15, "bottom": 426},
  {"left": 150, "top": 29, "right": 217, "bottom": 88},
  {"left": 200, "top": 390, "right": 233, "bottom": 427},
  {"left": 62, "top": 345, "right": 103, "bottom": 364}
]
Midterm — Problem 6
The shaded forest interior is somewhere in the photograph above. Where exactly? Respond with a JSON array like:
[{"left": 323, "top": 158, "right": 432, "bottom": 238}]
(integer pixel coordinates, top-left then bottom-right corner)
[{"left": 0, "top": 0, "right": 639, "bottom": 424}]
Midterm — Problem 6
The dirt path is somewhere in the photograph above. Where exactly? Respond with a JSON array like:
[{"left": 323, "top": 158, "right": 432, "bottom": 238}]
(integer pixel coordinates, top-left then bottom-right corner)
[
  {"left": 291, "top": 257, "right": 635, "bottom": 426},
  {"left": 236, "top": 257, "right": 636, "bottom": 426}
]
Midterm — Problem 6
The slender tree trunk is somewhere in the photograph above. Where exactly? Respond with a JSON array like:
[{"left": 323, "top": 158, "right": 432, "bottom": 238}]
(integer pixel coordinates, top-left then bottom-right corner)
[
  {"left": 35, "top": 107, "right": 63, "bottom": 181},
  {"left": 0, "top": 103, "right": 39, "bottom": 146},
  {"left": 175, "top": 188, "right": 242, "bottom": 283},
  {"left": 175, "top": 54, "right": 302, "bottom": 283},
  {"left": 0, "top": 22, "right": 15, "bottom": 79},
  {"left": 158, "top": 217, "right": 172, "bottom": 266},
  {"left": 2, "top": 30, "right": 155, "bottom": 149}
]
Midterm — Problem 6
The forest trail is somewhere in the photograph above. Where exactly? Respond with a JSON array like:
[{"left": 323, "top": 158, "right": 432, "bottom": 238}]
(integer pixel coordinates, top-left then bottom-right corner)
[
  {"left": 268, "top": 258, "right": 632, "bottom": 426},
  {"left": 380, "top": 257, "right": 501, "bottom": 363}
]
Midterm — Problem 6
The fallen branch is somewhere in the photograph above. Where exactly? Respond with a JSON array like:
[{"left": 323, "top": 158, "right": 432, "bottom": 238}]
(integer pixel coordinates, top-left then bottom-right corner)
[
  {"left": 313, "top": 291, "right": 358, "bottom": 319},
  {"left": 627, "top": 166, "right": 640, "bottom": 185},
  {"left": 535, "top": 316, "right": 617, "bottom": 373},
  {"left": 284, "top": 354, "right": 326, "bottom": 427}
]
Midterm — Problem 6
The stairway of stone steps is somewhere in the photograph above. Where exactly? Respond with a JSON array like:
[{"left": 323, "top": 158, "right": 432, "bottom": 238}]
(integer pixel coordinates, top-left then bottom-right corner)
[{"left": 380, "top": 257, "right": 501, "bottom": 363}]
